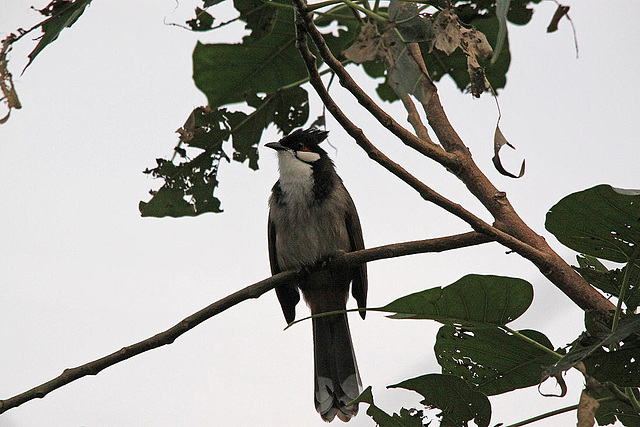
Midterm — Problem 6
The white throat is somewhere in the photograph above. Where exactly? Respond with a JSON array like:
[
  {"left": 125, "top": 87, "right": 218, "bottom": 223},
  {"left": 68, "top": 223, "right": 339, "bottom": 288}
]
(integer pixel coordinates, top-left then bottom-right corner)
[{"left": 276, "top": 150, "right": 316, "bottom": 203}]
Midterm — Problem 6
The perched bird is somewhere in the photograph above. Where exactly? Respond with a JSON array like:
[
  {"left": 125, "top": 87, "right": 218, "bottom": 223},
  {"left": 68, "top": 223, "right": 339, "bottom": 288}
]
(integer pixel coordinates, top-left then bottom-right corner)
[{"left": 266, "top": 128, "right": 367, "bottom": 422}]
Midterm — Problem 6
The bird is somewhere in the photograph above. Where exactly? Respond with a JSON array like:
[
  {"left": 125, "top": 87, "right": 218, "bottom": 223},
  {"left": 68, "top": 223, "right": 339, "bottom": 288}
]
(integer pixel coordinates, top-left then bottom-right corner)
[{"left": 266, "top": 128, "right": 367, "bottom": 422}]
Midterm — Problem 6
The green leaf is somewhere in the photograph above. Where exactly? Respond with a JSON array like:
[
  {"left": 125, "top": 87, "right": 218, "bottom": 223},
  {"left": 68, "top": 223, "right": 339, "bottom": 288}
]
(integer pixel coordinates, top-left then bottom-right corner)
[
  {"left": 139, "top": 186, "right": 197, "bottom": 218},
  {"left": 390, "top": 374, "right": 491, "bottom": 427},
  {"left": 379, "top": 274, "right": 533, "bottom": 327},
  {"left": 193, "top": 7, "right": 306, "bottom": 109},
  {"left": 140, "top": 86, "right": 308, "bottom": 217},
  {"left": 315, "top": 5, "right": 362, "bottom": 58},
  {"left": 546, "top": 185, "right": 640, "bottom": 264},
  {"left": 186, "top": 7, "right": 215, "bottom": 32},
  {"left": 233, "top": 0, "right": 278, "bottom": 40},
  {"left": 203, "top": 0, "right": 224, "bottom": 7},
  {"left": 594, "top": 388, "right": 640, "bottom": 427},
  {"left": 140, "top": 107, "right": 229, "bottom": 217},
  {"left": 576, "top": 254, "right": 640, "bottom": 311},
  {"left": 354, "top": 386, "right": 425, "bottom": 427},
  {"left": 230, "top": 87, "right": 309, "bottom": 169},
  {"left": 26, "top": 0, "right": 92, "bottom": 70},
  {"left": 547, "top": 315, "right": 640, "bottom": 376},
  {"left": 583, "top": 341, "right": 640, "bottom": 387},
  {"left": 491, "top": 0, "right": 509, "bottom": 64},
  {"left": 435, "top": 326, "right": 558, "bottom": 395},
  {"left": 389, "top": 0, "right": 434, "bottom": 43}
]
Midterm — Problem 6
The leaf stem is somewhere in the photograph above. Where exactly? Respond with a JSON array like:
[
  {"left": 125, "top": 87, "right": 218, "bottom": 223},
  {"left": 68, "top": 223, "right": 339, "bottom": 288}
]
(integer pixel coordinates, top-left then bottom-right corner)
[
  {"left": 502, "top": 397, "right": 615, "bottom": 427},
  {"left": 341, "top": 0, "right": 389, "bottom": 22},
  {"left": 611, "top": 244, "right": 640, "bottom": 334},
  {"left": 626, "top": 387, "right": 640, "bottom": 413},
  {"left": 281, "top": 59, "right": 355, "bottom": 92},
  {"left": 502, "top": 326, "right": 562, "bottom": 359},
  {"left": 305, "top": 0, "right": 344, "bottom": 11}
]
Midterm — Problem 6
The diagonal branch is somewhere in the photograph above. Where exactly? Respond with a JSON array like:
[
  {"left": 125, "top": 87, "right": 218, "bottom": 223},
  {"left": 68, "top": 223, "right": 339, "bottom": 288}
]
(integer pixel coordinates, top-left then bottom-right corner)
[
  {"left": 400, "top": 92, "right": 432, "bottom": 144},
  {"left": 297, "top": 2, "right": 456, "bottom": 169},
  {"left": 0, "top": 232, "right": 491, "bottom": 413},
  {"left": 293, "top": 10, "right": 554, "bottom": 269},
  {"left": 292, "top": 1, "right": 615, "bottom": 318}
]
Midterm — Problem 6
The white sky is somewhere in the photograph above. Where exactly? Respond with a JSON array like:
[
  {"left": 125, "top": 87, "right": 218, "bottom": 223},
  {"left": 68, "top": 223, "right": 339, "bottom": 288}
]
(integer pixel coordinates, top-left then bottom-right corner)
[{"left": 1, "top": 0, "right": 638, "bottom": 426}]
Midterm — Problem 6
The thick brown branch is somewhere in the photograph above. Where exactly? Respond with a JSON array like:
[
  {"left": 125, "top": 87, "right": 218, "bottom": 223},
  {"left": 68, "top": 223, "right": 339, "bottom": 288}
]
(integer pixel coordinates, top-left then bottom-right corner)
[
  {"left": 0, "top": 232, "right": 491, "bottom": 413},
  {"left": 294, "top": 11, "right": 556, "bottom": 270},
  {"left": 293, "top": 5, "right": 615, "bottom": 317},
  {"left": 404, "top": 43, "right": 616, "bottom": 317}
]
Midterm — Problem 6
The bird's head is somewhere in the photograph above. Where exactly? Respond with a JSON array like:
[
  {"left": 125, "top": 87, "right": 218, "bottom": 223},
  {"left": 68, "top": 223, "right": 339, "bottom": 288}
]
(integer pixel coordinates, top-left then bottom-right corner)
[{"left": 265, "top": 128, "right": 329, "bottom": 164}]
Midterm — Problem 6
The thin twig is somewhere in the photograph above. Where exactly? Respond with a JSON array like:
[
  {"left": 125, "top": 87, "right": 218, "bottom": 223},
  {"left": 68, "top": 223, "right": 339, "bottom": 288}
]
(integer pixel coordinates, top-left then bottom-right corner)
[
  {"left": 399, "top": 93, "right": 432, "bottom": 144},
  {"left": 0, "top": 232, "right": 492, "bottom": 413}
]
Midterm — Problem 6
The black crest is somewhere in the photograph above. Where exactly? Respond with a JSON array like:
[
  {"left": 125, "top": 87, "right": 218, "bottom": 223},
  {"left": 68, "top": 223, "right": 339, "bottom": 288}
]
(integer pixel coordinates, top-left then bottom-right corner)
[{"left": 279, "top": 128, "right": 329, "bottom": 151}]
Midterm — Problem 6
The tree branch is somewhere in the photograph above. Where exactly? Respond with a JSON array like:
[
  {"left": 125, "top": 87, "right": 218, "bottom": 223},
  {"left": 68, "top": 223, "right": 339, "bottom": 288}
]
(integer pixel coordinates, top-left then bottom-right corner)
[
  {"left": 0, "top": 232, "right": 491, "bottom": 413},
  {"left": 292, "top": 2, "right": 615, "bottom": 318},
  {"left": 293, "top": 8, "right": 558, "bottom": 271},
  {"left": 399, "top": 92, "right": 433, "bottom": 145}
]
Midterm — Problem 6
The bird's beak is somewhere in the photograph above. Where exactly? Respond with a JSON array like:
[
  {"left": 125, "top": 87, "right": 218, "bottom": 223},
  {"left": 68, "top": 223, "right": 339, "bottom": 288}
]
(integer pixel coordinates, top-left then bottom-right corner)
[{"left": 265, "top": 142, "right": 287, "bottom": 151}]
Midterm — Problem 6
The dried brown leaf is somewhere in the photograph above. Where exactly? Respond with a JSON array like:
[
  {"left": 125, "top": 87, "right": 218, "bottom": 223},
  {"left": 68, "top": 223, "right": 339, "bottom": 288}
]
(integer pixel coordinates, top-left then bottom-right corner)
[
  {"left": 432, "top": 10, "right": 461, "bottom": 55},
  {"left": 344, "top": 23, "right": 382, "bottom": 64},
  {"left": 547, "top": 4, "right": 571, "bottom": 33},
  {"left": 577, "top": 389, "right": 599, "bottom": 427},
  {"left": 492, "top": 123, "right": 525, "bottom": 178}
]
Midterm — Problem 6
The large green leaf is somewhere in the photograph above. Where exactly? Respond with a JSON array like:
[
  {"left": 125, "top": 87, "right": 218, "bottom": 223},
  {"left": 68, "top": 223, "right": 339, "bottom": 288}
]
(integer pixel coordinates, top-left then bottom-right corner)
[
  {"left": 193, "top": 5, "right": 306, "bottom": 109},
  {"left": 26, "top": 0, "right": 92, "bottom": 70},
  {"left": 390, "top": 374, "right": 491, "bottom": 427},
  {"left": 228, "top": 87, "right": 309, "bottom": 169},
  {"left": 546, "top": 185, "right": 640, "bottom": 264},
  {"left": 379, "top": 274, "right": 533, "bottom": 326},
  {"left": 233, "top": 0, "right": 278, "bottom": 40},
  {"left": 435, "top": 326, "right": 558, "bottom": 395},
  {"left": 315, "top": 5, "right": 362, "bottom": 58}
]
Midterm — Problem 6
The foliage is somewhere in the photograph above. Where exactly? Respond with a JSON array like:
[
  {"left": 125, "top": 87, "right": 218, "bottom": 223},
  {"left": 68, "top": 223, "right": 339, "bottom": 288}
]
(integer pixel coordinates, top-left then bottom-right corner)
[
  {"left": 137, "top": 0, "right": 542, "bottom": 217},
  {"left": 352, "top": 186, "right": 640, "bottom": 427},
  {"left": 3, "top": 0, "right": 639, "bottom": 426}
]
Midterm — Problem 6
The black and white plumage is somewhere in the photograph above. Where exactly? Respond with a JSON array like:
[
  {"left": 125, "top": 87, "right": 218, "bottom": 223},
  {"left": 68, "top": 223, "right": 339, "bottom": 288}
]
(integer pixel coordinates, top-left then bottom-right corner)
[{"left": 266, "top": 128, "right": 367, "bottom": 422}]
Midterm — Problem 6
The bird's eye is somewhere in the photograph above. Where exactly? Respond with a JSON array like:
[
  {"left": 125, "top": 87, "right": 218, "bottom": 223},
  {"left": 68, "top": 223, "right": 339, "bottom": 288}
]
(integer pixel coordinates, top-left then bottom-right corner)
[{"left": 296, "top": 143, "right": 304, "bottom": 150}]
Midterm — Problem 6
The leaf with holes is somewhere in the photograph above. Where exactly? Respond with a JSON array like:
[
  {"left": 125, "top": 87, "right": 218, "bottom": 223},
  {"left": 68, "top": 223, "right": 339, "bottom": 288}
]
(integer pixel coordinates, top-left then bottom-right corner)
[
  {"left": 390, "top": 374, "right": 491, "bottom": 427},
  {"left": 546, "top": 185, "right": 640, "bottom": 263},
  {"left": 354, "top": 386, "right": 426, "bottom": 426},
  {"left": 547, "top": 314, "right": 640, "bottom": 377},
  {"left": 435, "top": 326, "right": 558, "bottom": 396}
]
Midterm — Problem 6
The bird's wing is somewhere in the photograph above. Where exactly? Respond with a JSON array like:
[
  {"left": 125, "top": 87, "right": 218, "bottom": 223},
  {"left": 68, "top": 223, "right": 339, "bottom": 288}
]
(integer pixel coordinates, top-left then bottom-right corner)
[
  {"left": 269, "top": 212, "right": 300, "bottom": 324},
  {"left": 344, "top": 191, "right": 368, "bottom": 319}
]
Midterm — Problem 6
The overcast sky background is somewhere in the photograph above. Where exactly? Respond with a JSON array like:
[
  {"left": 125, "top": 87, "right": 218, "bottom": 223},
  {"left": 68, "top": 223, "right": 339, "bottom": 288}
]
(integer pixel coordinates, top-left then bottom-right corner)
[{"left": 1, "top": 1, "right": 638, "bottom": 426}]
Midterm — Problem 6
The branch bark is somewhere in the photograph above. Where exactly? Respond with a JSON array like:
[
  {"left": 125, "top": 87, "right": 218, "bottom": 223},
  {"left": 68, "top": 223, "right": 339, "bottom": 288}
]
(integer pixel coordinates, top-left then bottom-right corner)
[
  {"left": 0, "top": 232, "right": 491, "bottom": 414},
  {"left": 291, "top": 2, "right": 615, "bottom": 318}
]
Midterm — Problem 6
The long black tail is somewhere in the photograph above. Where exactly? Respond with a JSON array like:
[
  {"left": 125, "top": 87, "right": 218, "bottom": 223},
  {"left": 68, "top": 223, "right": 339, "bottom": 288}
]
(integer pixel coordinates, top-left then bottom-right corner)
[{"left": 312, "top": 313, "right": 361, "bottom": 422}]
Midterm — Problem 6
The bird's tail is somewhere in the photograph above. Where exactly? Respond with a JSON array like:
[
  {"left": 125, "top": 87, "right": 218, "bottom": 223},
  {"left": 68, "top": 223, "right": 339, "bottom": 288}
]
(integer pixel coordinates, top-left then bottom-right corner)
[{"left": 312, "top": 313, "right": 361, "bottom": 422}]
